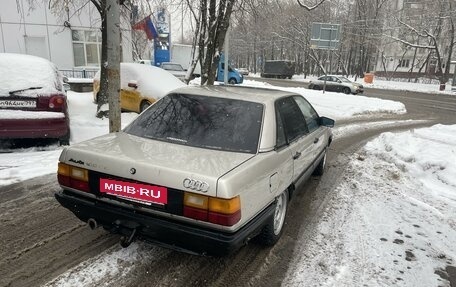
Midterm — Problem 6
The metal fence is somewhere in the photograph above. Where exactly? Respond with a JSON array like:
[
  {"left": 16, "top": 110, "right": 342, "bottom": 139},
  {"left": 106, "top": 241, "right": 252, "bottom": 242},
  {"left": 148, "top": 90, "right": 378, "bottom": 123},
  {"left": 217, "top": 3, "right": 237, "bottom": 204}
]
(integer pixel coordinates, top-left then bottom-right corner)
[{"left": 60, "top": 68, "right": 98, "bottom": 79}]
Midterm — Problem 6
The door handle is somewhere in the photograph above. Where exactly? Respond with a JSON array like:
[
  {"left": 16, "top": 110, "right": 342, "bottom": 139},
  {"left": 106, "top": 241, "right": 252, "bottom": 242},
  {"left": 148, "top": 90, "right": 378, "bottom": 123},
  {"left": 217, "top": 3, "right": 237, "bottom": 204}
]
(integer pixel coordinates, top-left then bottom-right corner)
[
  {"left": 293, "top": 151, "right": 301, "bottom": 160},
  {"left": 314, "top": 137, "right": 319, "bottom": 144}
]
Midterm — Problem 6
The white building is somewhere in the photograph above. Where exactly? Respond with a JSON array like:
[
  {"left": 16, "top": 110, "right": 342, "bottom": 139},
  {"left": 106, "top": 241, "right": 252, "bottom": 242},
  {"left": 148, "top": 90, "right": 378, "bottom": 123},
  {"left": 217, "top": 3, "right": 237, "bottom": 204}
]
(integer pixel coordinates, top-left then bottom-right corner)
[{"left": 0, "top": 0, "right": 132, "bottom": 73}]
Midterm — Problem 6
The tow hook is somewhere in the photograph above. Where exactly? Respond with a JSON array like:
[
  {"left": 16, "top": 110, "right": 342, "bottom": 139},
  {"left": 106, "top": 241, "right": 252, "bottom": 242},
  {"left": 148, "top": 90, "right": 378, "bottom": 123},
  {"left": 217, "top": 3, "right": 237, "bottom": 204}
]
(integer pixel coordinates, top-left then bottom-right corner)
[{"left": 120, "top": 228, "right": 137, "bottom": 248}]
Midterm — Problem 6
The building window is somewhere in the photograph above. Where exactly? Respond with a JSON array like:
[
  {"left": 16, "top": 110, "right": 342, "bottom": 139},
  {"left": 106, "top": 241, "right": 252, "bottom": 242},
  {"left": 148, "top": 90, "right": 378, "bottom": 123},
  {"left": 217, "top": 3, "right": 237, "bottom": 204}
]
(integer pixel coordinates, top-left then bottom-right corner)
[
  {"left": 399, "top": 59, "right": 410, "bottom": 68},
  {"left": 72, "top": 30, "right": 101, "bottom": 67}
]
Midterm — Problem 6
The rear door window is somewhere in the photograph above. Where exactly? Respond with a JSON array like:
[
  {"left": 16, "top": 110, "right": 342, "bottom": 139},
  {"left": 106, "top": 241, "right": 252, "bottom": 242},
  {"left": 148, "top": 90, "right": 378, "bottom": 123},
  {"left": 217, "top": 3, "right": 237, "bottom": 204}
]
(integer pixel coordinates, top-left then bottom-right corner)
[{"left": 124, "top": 94, "right": 264, "bottom": 154}]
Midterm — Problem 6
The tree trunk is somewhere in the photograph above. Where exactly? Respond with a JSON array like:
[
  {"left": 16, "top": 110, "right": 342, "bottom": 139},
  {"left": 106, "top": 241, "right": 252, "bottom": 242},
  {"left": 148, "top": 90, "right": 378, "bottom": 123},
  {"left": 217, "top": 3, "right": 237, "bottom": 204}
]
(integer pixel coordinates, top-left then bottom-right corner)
[
  {"left": 96, "top": 1, "right": 108, "bottom": 118},
  {"left": 105, "top": 0, "right": 121, "bottom": 132}
]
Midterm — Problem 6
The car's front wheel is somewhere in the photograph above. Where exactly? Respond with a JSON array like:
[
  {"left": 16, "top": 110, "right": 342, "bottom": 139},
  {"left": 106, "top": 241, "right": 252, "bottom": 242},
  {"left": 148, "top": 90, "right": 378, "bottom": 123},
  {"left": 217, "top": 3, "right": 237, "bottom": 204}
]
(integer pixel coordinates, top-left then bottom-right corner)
[
  {"left": 343, "top": 87, "right": 351, "bottom": 94},
  {"left": 228, "top": 78, "right": 237, "bottom": 84},
  {"left": 257, "top": 189, "right": 288, "bottom": 246},
  {"left": 313, "top": 85, "right": 320, "bottom": 90}
]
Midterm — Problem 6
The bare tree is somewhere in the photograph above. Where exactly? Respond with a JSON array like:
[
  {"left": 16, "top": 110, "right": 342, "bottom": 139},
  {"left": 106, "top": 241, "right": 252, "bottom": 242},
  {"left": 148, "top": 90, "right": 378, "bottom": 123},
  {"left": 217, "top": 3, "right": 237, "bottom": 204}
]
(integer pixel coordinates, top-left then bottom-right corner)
[
  {"left": 385, "top": 0, "right": 455, "bottom": 89},
  {"left": 183, "top": 0, "right": 236, "bottom": 85}
]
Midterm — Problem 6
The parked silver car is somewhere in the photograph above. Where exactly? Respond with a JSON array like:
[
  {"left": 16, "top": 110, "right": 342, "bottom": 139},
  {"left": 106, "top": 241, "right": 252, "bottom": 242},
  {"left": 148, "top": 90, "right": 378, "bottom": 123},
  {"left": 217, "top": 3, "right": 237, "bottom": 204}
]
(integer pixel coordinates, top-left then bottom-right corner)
[
  {"left": 55, "top": 86, "right": 334, "bottom": 255},
  {"left": 309, "top": 75, "right": 364, "bottom": 94},
  {"left": 159, "top": 62, "right": 187, "bottom": 81}
]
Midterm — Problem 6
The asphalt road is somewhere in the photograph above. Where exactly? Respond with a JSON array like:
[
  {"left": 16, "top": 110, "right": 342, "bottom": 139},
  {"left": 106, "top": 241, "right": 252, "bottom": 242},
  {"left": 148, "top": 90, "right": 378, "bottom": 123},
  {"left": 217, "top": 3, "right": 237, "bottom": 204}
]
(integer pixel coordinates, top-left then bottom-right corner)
[{"left": 0, "top": 79, "right": 455, "bottom": 287}]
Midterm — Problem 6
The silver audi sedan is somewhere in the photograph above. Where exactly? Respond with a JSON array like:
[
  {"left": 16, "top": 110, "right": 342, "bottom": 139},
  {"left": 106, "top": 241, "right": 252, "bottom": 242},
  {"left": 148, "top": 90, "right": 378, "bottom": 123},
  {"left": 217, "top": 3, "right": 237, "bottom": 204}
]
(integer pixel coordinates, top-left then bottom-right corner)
[{"left": 55, "top": 85, "right": 334, "bottom": 255}]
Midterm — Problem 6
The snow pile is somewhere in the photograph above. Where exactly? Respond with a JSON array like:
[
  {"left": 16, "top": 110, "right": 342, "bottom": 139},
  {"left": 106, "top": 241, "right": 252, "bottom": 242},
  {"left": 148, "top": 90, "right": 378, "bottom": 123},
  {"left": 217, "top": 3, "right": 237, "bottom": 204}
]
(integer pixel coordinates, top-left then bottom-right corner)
[
  {"left": 357, "top": 79, "right": 454, "bottom": 95},
  {"left": 284, "top": 124, "right": 456, "bottom": 287}
]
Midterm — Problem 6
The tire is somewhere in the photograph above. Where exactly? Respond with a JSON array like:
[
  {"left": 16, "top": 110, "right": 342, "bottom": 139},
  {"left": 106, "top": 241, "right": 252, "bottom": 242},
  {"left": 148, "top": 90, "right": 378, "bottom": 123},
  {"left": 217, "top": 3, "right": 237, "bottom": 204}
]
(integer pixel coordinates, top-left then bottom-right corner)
[
  {"left": 313, "top": 85, "right": 320, "bottom": 90},
  {"left": 313, "top": 150, "right": 327, "bottom": 176},
  {"left": 257, "top": 190, "right": 289, "bottom": 246},
  {"left": 140, "top": 101, "right": 151, "bottom": 113},
  {"left": 343, "top": 87, "right": 351, "bottom": 94},
  {"left": 228, "top": 78, "right": 237, "bottom": 84},
  {"left": 59, "top": 131, "right": 70, "bottom": 146}
]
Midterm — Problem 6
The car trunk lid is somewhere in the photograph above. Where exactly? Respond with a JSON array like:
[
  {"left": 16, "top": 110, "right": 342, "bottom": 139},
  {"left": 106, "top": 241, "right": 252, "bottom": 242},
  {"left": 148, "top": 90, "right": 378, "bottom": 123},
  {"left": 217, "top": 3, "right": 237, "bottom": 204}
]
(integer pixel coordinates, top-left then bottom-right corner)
[{"left": 60, "top": 132, "right": 255, "bottom": 198}]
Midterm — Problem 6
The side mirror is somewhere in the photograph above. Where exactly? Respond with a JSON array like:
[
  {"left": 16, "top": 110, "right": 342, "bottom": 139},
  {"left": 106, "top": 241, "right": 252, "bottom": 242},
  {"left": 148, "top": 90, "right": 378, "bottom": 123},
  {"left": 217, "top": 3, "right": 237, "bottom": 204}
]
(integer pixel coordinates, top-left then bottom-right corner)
[
  {"left": 319, "top": 116, "right": 335, "bottom": 127},
  {"left": 63, "top": 76, "right": 69, "bottom": 83},
  {"left": 337, "top": 80, "right": 342, "bottom": 83},
  {"left": 128, "top": 80, "right": 138, "bottom": 89}
]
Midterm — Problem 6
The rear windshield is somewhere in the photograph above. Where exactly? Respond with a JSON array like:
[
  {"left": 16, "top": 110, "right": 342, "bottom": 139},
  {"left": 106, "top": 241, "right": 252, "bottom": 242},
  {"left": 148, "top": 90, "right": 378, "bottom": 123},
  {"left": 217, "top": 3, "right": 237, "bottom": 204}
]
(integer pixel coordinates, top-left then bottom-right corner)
[{"left": 124, "top": 93, "right": 264, "bottom": 153}]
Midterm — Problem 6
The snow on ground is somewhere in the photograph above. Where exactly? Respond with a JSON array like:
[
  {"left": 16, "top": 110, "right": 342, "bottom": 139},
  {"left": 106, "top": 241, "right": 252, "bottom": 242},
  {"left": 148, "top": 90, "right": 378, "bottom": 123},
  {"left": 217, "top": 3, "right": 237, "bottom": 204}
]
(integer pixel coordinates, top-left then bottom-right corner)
[
  {"left": 355, "top": 79, "right": 455, "bottom": 95},
  {"left": 283, "top": 124, "right": 456, "bottom": 287}
]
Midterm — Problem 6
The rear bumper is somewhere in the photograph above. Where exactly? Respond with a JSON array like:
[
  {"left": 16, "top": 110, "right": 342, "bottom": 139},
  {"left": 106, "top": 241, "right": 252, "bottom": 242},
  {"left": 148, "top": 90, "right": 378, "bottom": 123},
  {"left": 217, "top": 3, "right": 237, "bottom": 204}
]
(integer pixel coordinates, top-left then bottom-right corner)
[
  {"left": 55, "top": 190, "right": 274, "bottom": 256},
  {"left": 0, "top": 117, "right": 69, "bottom": 139}
]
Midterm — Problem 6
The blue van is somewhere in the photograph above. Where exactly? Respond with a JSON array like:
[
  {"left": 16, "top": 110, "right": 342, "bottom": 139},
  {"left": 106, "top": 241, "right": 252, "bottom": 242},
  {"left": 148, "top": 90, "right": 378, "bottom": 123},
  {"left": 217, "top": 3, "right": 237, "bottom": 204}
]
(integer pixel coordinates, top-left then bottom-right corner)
[{"left": 217, "top": 54, "right": 243, "bottom": 84}]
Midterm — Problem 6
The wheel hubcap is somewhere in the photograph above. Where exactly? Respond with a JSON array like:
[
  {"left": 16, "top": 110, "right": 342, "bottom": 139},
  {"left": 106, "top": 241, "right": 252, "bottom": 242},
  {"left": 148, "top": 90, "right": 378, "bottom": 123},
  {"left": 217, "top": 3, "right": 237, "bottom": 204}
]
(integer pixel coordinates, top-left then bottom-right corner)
[{"left": 273, "top": 192, "right": 287, "bottom": 235}]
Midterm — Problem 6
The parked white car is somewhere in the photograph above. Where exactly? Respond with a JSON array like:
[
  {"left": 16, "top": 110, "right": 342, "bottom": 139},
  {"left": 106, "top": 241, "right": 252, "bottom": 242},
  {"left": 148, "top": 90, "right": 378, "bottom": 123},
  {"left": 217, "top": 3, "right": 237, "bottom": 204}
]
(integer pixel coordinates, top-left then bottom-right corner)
[
  {"left": 159, "top": 62, "right": 187, "bottom": 81},
  {"left": 55, "top": 85, "right": 334, "bottom": 255},
  {"left": 309, "top": 75, "right": 364, "bottom": 94}
]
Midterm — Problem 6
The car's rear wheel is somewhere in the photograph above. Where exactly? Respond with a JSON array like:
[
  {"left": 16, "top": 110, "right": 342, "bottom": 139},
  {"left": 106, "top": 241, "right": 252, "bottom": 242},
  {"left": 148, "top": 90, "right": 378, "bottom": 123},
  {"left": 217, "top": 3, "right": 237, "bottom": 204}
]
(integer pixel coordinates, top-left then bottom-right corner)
[
  {"left": 140, "top": 101, "right": 151, "bottom": 113},
  {"left": 343, "top": 87, "right": 351, "bottom": 94},
  {"left": 257, "top": 189, "right": 288, "bottom": 246},
  {"left": 313, "top": 149, "right": 327, "bottom": 176},
  {"left": 59, "top": 131, "right": 70, "bottom": 146}
]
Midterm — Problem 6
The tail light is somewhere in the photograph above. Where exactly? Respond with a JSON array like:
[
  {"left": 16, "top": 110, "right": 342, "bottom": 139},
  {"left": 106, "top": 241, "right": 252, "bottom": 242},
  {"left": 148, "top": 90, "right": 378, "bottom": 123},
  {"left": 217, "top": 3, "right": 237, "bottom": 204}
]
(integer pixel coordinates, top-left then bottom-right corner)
[
  {"left": 37, "top": 95, "right": 66, "bottom": 111},
  {"left": 58, "top": 162, "right": 89, "bottom": 192},
  {"left": 183, "top": 192, "right": 241, "bottom": 226},
  {"left": 49, "top": 95, "right": 65, "bottom": 111}
]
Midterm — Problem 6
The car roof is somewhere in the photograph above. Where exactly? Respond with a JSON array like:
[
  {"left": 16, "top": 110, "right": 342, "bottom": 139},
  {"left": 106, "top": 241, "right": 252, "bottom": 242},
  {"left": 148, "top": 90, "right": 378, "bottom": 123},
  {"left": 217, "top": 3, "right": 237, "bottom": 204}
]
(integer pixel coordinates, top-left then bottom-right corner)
[{"left": 169, "top": 85, "right": 296, "bottom": 104}]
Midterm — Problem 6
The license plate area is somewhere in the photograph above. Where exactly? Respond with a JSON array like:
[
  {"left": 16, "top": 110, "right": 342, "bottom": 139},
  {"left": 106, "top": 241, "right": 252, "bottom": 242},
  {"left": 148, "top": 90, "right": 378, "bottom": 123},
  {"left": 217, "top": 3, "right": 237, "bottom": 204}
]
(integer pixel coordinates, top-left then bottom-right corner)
[
  {"left": 99, "top": 178, "right": 168, "bottom": 205},
  {"left": 0, "top": 99, "right": 36, "bottom": 109}
]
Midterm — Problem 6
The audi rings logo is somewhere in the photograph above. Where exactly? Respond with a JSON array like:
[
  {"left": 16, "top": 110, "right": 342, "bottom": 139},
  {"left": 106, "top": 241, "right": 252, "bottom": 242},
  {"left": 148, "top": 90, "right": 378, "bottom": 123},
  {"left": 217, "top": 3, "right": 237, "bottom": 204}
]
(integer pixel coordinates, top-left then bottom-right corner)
[{"left": 183, "top": 178, "right": 209, "bottom": 192}]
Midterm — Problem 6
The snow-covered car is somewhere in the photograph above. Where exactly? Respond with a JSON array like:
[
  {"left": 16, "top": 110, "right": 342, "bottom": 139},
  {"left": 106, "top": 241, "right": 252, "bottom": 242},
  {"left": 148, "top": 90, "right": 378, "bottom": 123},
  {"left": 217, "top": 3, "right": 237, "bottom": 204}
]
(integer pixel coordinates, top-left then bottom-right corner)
[
  {"left": 93, "top": 63, "right": 185, "bottom": 113},
  {"left": 159, "top": 62, "right": 187, "bottom": 81},
  {"left": 0, "top": 53, "right": 70, "bottom": 145},
  {"left": 55, "top": 85, "right": 334, "bottom": 255},
  {"left": 309, "top": 75, "right": 364, "bottom": 95}
]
